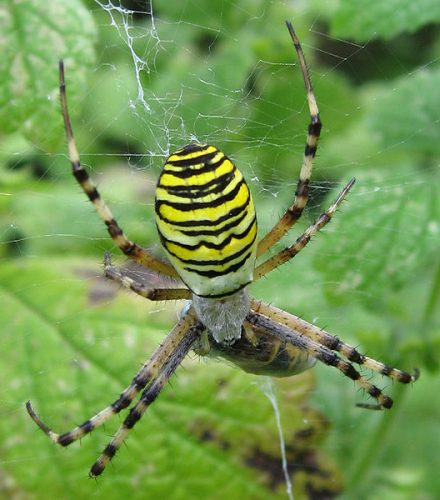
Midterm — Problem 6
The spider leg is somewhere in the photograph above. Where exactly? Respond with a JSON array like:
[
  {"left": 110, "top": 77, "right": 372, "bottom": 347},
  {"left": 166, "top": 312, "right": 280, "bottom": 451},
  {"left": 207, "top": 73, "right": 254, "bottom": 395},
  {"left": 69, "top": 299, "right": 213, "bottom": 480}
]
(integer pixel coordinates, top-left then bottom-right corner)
[
  {"left": 254, "top": 178, "right": 355, "bottom": 279},
  {"left": 257, "top": 21, "right": 322, "bottom": 257},
  {"left": 59, "top": 61, "right": 178, "bottom": 278},
  {"left": 26, "top": 307, "right": 200, "bottom": 446},
  {"left": 247, "top": 309, "right": 396, "bottom": 409},
  {"left": 90, "top": 320, "right": 204, "bottom": 477},
  {"left": 251, "top": 300, "right": 419, "bottom": 383},
  {"left": 104, "top": 252, "right": 191, "bottom": 301}
]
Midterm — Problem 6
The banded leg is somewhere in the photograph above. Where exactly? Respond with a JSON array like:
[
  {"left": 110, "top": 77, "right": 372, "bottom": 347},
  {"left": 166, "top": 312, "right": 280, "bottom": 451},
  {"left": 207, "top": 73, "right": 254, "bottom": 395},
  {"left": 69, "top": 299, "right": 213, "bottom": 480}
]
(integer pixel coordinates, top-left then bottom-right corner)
[
  {"left": 247, "top": 310, "right": 395, "bottom": 409},
  {"left": 104, "top": 253, "right": 191, "bottom": 301},
  {"left": 90, "top": 320, "right": 205, "bottom": 477},
  {"left": 251, "top": 300, "right": 419, "bottom": 383},
  {"left": 26, "top": 307, "right": 199, "bottom": 446},
  {"left": 255, "top": 178, "right": 355, "bottom": 279},
  {"left": 257, "top": 21, "right": 322, "bottom": 257},
  {"left": 59, "top": 60, "right": 178, "bottom": 278}
]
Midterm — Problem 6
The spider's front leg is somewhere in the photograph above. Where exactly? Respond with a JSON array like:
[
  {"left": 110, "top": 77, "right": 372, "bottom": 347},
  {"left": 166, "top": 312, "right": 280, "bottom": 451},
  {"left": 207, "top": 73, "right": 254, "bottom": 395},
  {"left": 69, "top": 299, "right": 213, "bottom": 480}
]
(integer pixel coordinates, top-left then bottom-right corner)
[
  {"left": 257, "top": 22, "right": 322, "bottom": 257},
  {"left": 59, "top": 60, "right": 177, "bottom": 278},
  {"left": 255, "top": 178, "right": 355, "bottom": 279}
]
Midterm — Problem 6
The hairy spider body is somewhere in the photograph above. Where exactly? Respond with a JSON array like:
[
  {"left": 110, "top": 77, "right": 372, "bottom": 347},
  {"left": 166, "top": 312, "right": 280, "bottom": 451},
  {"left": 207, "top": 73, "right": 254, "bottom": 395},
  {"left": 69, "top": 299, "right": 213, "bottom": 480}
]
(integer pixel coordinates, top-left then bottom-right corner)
[
  {"left": 26, "top": 21, "right": 418, "bottom": 478},
  {"left": 192, "top": 288, "right": 251, "bottom": 344}
]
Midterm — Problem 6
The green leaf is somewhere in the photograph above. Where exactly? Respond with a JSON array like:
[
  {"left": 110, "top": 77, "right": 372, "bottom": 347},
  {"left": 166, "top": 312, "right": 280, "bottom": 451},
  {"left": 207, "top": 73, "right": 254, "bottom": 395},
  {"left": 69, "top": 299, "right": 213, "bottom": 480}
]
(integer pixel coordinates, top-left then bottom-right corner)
[
  {"left": 0, "top": 258, "right": 340, "bottom": 498},
  {"left": 0, "top": 166, "right": 158, "bottom": 259},
  {"left": 331, "top": 0, "right": 440, "bottom": 41},
  {"left": 366, "top": 68, "right": 440, "bottom": 155},
  {"left": 314, "top": 168, "right": 439, "bottom": 305},
  {"left": 0, "top": 0, "right": 96, "bottom": 149}
]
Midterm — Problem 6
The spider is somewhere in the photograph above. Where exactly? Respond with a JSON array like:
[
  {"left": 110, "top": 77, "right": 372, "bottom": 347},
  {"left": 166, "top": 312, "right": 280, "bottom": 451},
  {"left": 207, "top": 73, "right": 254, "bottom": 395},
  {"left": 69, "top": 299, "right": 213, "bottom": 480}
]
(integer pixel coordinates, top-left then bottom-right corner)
[{"left": 26, "top": 21, "right": 419, "bottom": 477}]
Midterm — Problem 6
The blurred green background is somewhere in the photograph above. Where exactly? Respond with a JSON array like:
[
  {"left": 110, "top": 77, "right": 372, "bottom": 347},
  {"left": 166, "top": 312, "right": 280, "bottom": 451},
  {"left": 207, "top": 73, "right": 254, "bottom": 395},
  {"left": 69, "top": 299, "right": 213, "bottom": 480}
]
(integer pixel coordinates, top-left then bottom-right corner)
[{"left": 1, "top": 0, "right": 439, "bottom": 498}]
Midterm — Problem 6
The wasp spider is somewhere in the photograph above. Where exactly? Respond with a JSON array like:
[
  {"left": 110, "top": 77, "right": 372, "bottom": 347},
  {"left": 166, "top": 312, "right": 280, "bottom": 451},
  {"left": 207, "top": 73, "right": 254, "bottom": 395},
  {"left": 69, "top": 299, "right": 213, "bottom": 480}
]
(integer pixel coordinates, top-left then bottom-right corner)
[{"left": 26, "top": 21, "right": 419, "bottom": 477}]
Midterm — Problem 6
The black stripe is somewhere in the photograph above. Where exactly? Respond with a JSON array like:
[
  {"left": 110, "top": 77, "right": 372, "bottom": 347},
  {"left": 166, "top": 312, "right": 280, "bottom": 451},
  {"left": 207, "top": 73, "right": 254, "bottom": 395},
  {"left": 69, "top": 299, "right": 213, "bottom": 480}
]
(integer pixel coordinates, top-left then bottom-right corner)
[
  {"left": 162, "top": 156, "right": 227, "bottom": 180},
  {"left": 112, "top": 394, "right": 131, "bottom": 411},
  {"left": 88, "top": 188, "right": 100, "bottom": 202},
  {"left": 180, "top": 209, "right": 248, "bottom": 237},
  {"left": 124, "top": 408, "right": 143, "bottom": 429},
  {"left": 342, "top": 363, "right": 361, "bottom": 381},
  {"left": 183, "top": 250, "right": 253, "bottom": 277},
  {"left": 73, "top": 167, "right": 89, "bottom": 183},
  {"left": 166, "top": 151, "right": 219, "bottom": 168},
  {"left": 346, "top": 350, "right": 364, "bottom": 364},
  {"left": 164, "top": 230, "right": 257, "bottom": 267},
  {"left": 308, "top": 121, "right": 322, "bottom": 136},
  {"left": 103, "top": 443, "right": 117, "bottom": 458},
  {"left": 294, "top": 179, "right": 309, "bottom": 198},
  {"left": 156, "top": 192, "right": 250, "bottom": 227},
  {"left": 368, "top": 386, "right": 381, "bottom": 398},
  {"left": 304, "top": 144, "right": 317, "bottom": 157},
  {"left": 59, "top": 433, "right": 75, "bottom": 446},
  {"left": 160, "top": 216, "right": 256, "bottom": 251},
  {"left": 156, "top": 179, "right": 245, "bottom": 212},
  {"left": 172, "top": 143, "right": 210, "bottom": 156},
  {"left": 80, "top": 420, "right": 94, "bottom": 434},
  {"left": 197, "top": 283, "right": 249, "bottom": 298},
  {"left": 158, "top": 171, "right": 235, "bottom": 198}
]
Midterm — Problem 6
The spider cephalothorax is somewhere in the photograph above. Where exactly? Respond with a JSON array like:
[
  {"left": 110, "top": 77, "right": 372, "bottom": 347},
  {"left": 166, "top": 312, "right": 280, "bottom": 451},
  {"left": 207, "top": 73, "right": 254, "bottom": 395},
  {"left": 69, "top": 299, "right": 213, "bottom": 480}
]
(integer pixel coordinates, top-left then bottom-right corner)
[{"left": 26, "top": 21, "right": 418, "bottom": 477}]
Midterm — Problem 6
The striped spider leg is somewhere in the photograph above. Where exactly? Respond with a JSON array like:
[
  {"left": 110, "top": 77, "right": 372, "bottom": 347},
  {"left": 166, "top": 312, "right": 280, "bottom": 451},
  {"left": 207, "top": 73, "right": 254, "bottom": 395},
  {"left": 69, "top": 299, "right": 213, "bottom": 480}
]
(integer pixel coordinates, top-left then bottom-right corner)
[
  {"left": 254, "top": 20, "right": 356, "bottom": 278},
  {"left": 254, "top": 178, "right": 355, "bottom": 279},
  {"left": 26, "top": 20, "right": 419, "bottom": 478},
  {"left": 257, "top": 21, "right": 322, "bottom": 257},
  {"left": 96, "top": 264, "right": 418, "bottom": 411},
  {"left": 27, "top": 305, "right": 203, "bottom": 477},
  {"left": 103, "top": 252, "right": 191, "bottom": 301},
  {"left": 58, "top": 60, "right": 178, "bottom": 279},
  {"left": 249, "top": 301, "right": 419, "bottom": 409}
]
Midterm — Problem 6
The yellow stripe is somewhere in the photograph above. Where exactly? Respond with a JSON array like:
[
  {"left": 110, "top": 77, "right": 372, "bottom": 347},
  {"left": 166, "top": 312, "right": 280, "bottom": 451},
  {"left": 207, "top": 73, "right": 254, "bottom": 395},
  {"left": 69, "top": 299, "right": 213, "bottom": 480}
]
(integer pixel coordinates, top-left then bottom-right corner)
[
  {"left": 156, "top": 168, "right": 242, "bottom": 205},
  {"left": 157, "top": 182, "right": 250, "bottom": 223},
  {"left": 164, "top": 222, "right": 257, "bottom": 263},
  {"left": 158, "top": 207, "right": 255, "bottom": 247},
  {"left": 159, "top": 158, "right": 234, "bottom": 187}
]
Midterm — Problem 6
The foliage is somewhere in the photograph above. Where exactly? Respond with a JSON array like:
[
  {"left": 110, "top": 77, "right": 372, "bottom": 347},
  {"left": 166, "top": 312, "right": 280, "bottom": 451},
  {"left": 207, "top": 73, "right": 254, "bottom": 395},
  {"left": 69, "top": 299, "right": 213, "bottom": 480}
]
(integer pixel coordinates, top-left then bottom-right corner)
[
  {"left": 331, "top": 0, "right": 440, "bottom": 41},
  {"left": 0, "top": 0, "right": 96, "bottom": 149},
  {"left": 0, "top": 0, "right": 439, "bottom": 499}
]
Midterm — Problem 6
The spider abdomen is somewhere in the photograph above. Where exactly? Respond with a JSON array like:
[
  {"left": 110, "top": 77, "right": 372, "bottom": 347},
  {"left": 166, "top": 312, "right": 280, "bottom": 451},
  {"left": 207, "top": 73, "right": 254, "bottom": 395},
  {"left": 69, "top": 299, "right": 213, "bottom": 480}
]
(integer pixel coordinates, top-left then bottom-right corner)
[
  {"left": 204, "top": 321, "right": 317, "bottom": 377},
  {"left": 155, "top": 143, "right": 257, "bottom": 297}
]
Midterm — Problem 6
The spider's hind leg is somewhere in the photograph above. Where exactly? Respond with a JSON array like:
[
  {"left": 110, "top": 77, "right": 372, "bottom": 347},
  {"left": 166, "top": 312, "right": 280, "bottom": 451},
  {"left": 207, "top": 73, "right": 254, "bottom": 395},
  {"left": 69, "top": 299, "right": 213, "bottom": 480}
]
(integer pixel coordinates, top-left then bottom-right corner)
[
  {"left": 26, "top": 308, "right": 200, "bottom": 448},
  {"left": 90, "top": 319, "right": 205, "bottom": 476},
  {"left": 247, "top": 308, "right": 404, "bottom": 410},
  {"left": 251, "top": 300, "right": 419, "bottom": 385}
]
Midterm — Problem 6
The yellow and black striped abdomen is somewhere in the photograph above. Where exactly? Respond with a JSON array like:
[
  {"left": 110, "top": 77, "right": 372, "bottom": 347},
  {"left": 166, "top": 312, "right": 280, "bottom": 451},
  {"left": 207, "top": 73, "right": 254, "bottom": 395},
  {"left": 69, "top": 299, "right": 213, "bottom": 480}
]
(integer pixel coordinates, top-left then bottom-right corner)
[{"left": 155, "top": 144, "right": 257, "bottom": 297}]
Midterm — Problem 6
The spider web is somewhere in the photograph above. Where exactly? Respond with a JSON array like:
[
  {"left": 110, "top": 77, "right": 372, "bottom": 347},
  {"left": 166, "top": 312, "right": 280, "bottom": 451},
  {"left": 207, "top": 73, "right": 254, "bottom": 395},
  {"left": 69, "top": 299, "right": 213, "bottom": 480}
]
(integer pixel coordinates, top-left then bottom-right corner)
[
  {"left": 82, "top": 2, "right": 439, "bottom": 496},
  {"left": 84, "top": 0, "right": 440, "bottom": 306},
  {"left": 2, "top": 0, "right": 440, "bottom": 498}
]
